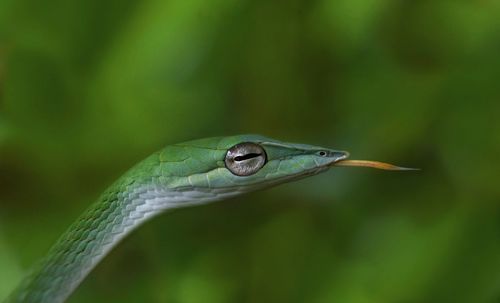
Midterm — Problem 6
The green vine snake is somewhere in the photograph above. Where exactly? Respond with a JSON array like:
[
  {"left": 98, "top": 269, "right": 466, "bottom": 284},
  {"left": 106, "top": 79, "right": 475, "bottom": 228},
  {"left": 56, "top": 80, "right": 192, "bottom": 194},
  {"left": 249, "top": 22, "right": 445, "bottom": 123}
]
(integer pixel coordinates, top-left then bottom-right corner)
[{"left": 4, "top": 134, "right": 414, "bottom": 303}]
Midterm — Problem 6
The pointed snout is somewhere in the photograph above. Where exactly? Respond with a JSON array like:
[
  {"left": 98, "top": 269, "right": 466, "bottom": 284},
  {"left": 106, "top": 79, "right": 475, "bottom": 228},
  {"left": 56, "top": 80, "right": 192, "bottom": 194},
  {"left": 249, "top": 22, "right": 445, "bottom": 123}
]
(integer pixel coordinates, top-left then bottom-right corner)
[{"left": 329, "top": 150, "right": 350, "bottom": 162}]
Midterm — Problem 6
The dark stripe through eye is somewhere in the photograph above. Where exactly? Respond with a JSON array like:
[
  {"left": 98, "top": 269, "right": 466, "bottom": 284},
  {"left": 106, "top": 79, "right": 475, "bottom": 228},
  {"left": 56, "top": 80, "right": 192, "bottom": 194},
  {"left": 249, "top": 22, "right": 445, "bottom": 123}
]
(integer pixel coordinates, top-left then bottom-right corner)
[{"left": 234, "top": 153, "right": 262, "bottom": 161}]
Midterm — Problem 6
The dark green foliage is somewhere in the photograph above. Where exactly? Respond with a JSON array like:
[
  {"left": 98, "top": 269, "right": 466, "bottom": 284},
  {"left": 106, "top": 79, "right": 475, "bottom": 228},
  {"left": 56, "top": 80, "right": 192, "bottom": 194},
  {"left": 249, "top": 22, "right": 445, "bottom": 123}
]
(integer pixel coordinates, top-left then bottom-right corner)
[{"left": 1, "top": 0, "right": 500, "bottom": 302}]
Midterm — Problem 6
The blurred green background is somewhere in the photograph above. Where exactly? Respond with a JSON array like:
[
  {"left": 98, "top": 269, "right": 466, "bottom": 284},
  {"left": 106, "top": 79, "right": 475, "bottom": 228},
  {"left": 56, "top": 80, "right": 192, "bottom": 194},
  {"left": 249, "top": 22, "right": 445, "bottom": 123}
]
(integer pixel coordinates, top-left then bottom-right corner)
[{"left": 1, "top": 0, "right": 500, "bottom": 302}]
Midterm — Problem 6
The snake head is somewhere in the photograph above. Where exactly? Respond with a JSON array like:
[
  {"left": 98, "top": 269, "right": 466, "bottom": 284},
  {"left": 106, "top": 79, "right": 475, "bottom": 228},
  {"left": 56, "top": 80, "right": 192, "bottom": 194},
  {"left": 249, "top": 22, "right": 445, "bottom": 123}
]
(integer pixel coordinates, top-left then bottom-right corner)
[
  {"left": 154, "top": 134, "right": 349, "bottom": 198},
  {"left": 148, "top": 134, "right": 415, "bottom": 205}
]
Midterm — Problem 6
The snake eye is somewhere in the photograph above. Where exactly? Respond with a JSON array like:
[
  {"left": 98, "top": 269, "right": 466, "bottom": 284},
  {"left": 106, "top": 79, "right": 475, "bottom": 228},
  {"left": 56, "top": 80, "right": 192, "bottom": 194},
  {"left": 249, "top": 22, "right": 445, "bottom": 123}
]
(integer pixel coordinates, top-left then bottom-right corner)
[{"left": 225, "top": 142, "right": 267, "bottom": 176}]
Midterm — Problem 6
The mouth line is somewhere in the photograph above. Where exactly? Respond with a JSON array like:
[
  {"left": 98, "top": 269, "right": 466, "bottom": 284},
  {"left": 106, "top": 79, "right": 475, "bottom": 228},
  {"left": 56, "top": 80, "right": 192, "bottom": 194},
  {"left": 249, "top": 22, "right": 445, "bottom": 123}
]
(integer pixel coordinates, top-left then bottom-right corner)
[{"left": 336, "top": 151, "right": 350, "bottom": 162}]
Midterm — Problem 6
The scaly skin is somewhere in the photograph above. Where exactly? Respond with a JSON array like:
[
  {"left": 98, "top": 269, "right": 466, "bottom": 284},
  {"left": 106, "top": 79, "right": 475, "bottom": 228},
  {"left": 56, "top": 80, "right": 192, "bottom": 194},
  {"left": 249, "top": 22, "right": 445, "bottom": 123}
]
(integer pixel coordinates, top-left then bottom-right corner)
[{"left": 6, "top": 135, "right": 350, "bottom": 303}]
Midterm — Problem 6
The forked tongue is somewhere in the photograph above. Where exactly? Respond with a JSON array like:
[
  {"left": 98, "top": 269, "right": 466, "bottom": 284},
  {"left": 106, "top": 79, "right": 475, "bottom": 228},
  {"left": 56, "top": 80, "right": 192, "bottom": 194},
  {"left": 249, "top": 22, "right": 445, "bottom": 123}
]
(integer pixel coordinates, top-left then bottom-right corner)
[{"left": 334, "top": 160, "right": 419, "bottom": 171}]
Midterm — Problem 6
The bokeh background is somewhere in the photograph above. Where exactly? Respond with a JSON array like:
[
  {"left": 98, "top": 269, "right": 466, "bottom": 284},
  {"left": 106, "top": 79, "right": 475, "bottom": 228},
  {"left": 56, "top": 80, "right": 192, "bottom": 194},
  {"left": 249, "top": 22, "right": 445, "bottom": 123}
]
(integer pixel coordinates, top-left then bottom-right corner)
[{"left": 1, "top": 0, "right": 500, "bottom": 302}]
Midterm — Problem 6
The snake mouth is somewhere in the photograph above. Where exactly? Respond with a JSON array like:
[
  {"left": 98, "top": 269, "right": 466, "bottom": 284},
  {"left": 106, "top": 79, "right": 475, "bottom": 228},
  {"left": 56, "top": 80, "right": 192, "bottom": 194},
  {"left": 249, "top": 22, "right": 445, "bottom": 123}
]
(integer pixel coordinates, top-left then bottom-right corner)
[{"left": 333, "top": 151, "right": 350, "bottom": 162}]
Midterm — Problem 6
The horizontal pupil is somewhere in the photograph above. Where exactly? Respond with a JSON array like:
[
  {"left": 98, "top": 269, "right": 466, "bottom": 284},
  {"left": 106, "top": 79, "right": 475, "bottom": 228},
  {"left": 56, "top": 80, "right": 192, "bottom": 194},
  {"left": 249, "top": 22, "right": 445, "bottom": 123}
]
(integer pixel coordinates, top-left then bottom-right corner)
[{"left": 234, "top": 153, "right": 261, "bottom": 161}]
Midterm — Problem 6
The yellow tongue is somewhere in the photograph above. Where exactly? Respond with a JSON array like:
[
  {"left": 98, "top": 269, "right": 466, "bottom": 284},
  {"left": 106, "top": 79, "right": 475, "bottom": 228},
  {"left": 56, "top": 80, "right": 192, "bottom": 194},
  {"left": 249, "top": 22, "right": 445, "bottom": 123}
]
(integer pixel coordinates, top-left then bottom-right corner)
[{"left": 334, "top": 160, "right": 419, "bottom": 171}]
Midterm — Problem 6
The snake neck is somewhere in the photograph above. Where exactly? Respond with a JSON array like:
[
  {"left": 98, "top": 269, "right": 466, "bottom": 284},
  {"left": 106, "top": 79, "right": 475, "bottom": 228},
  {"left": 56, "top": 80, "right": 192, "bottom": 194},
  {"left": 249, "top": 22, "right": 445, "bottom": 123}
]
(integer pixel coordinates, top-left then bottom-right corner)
[{"left": 7, "top": 176, "right": 227, "bottom": 303}]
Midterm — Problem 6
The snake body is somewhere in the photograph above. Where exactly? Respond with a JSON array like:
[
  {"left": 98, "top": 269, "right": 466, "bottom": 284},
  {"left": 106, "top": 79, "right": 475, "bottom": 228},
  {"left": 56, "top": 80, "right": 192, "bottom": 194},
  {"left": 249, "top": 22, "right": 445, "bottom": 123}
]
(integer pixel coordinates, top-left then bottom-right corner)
[{"left": 6, "top": 135, "right": 350, "bottom": 302}]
